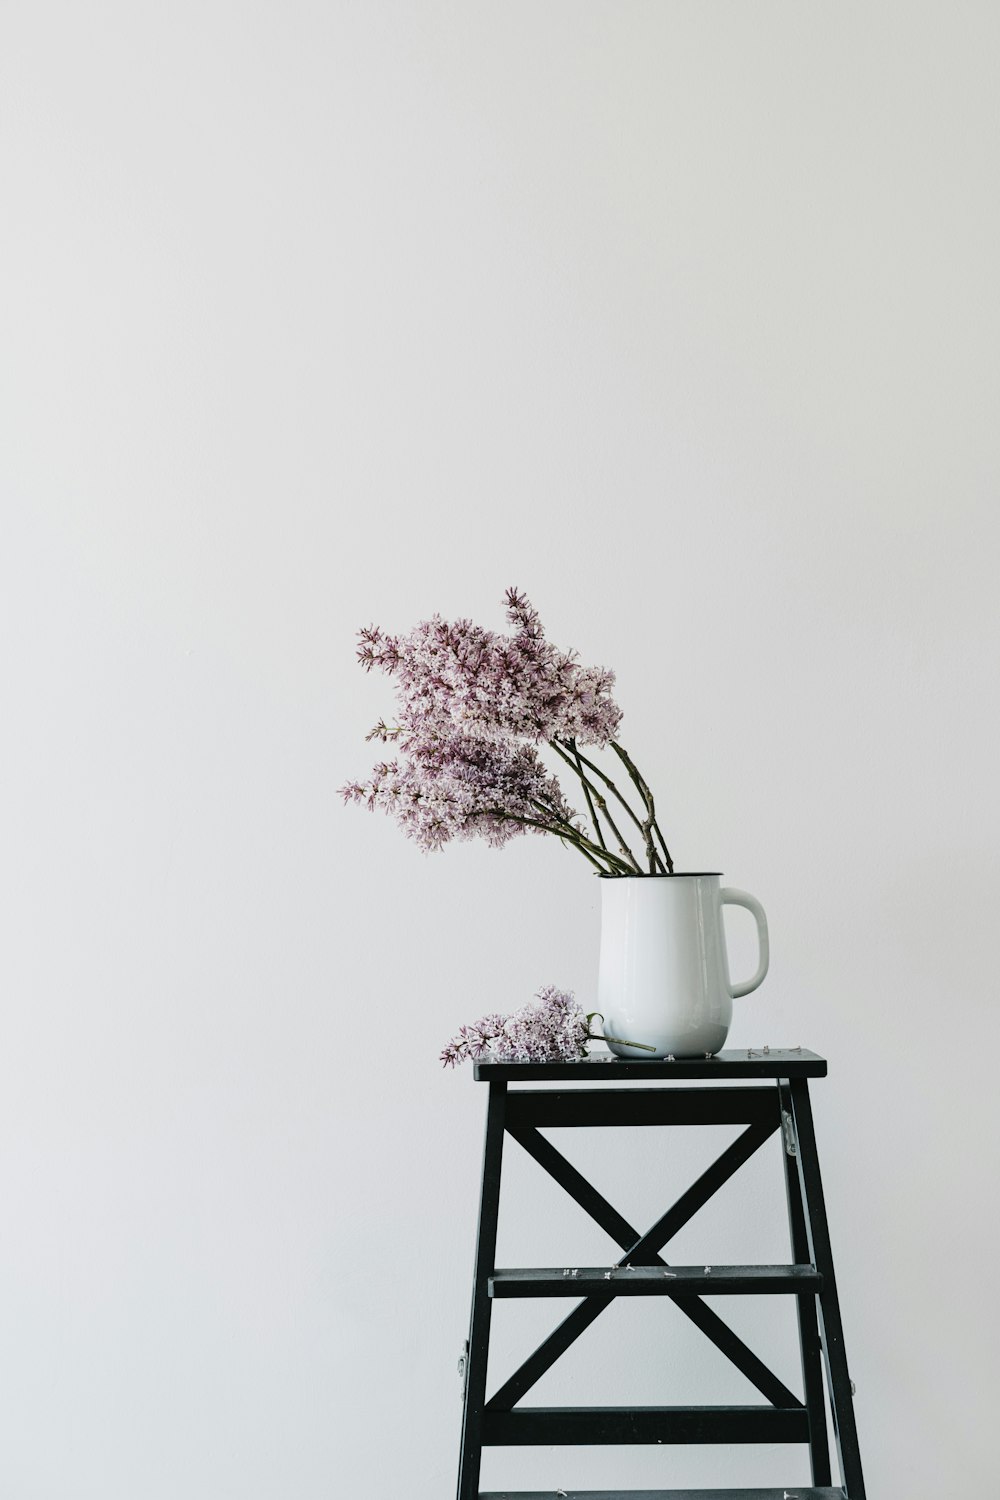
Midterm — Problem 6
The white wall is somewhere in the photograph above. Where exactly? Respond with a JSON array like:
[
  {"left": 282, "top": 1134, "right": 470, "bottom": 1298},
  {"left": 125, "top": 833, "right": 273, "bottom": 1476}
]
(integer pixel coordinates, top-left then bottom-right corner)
[{"left": 2, "top": 3, "right": 998, "bottom": 1495}]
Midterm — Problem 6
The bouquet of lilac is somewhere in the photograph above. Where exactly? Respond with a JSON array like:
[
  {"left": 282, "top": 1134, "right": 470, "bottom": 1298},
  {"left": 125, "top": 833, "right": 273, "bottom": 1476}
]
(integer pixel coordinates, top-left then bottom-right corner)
[
  {"left": 440, "top": 986, "right": 653, "bottom": 1067},
  {"left": 341, "top": 588, "right": 673, "bottom": 877}
]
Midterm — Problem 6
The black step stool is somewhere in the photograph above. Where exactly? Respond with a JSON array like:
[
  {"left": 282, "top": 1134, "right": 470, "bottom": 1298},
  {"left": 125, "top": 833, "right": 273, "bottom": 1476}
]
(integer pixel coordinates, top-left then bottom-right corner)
[{"left": 455, "top": 1049, "right": 865, "bottom": 1500}]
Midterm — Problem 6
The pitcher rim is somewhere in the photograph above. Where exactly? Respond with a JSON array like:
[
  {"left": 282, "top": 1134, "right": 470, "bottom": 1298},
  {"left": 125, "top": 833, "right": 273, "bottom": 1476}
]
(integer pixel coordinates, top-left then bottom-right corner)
[{"left": 597, "top": 871, "right": 723, "bottom": 878}]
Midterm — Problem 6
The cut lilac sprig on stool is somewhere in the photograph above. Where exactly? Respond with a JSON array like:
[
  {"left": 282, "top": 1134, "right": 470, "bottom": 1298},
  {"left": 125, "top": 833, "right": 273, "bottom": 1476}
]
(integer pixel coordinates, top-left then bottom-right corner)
[{"left": 440, "top": 985, "right": 654, "bottom": 1067}]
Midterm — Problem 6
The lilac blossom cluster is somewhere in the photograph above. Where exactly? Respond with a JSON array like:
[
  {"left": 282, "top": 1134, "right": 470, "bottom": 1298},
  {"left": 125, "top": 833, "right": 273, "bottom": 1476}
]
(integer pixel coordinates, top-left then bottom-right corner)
[
  {"left": 339, "top": 734, "right": 573, "bottom": 853},
  {"left": 356, "top": 587, "right": 623, "bottom": 749},
  {"left": 440, "top": 985, "right": 655, "bottom": 1066},
  {"left": 342, "top": 588, "right": 674, "bottom": 875},
  {"left": 440, "top": 986, "right": 594, "bottom": 1067},
  {"left": 340, "top": 589, "right": 621, "bottom": 858}
]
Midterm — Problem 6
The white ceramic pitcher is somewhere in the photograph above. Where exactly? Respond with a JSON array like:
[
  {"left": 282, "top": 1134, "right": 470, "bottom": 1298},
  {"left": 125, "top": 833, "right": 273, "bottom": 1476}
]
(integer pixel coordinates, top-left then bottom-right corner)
[{"left": 598, "top": 873, "right": 769, "bottom": 1060}]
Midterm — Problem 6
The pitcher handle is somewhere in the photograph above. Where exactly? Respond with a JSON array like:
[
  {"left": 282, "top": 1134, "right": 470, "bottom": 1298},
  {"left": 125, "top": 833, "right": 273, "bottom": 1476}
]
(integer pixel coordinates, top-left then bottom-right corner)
[{"left": 720, "top": 888, "right": 769, "bottom": 998}]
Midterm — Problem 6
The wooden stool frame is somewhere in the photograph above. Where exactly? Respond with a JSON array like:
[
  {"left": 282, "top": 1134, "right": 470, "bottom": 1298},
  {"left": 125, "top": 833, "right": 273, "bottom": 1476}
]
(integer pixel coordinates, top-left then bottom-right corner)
[{"left": 455, "top": 1050, "right": 866, "bottom": 1500}]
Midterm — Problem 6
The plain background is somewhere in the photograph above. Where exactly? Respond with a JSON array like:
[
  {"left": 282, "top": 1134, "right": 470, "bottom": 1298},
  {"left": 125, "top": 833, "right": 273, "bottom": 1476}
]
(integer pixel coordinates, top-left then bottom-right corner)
[{"left": 2, "top": 2, "right": 998, "bottom": 1495}]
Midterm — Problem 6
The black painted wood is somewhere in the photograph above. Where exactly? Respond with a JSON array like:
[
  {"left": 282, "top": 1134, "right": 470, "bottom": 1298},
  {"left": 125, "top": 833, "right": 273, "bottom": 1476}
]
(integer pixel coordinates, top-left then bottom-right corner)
[
  {"left": 779, "top": 1079, "right": 832, "bottom": 1487},
  {"left": 490, "top": 1265, "right": 822, "bottom": 1297},
  {"left": 456, "top": 1081, "right": 507, "bottom": 1500},
  {"left": 504, "top": 1086, "right": 780, "bottom": 1128},
  {"left": 456, "top": 1060, "right": 865, "bottom": 1499},
  {"left": 475, "top": 1049, "right": 826, "bottom": 1081},
  {"left": 485, "top": 1115, "right": 779, "bottom": 1411},
  {"left": 501, "top": 1125, "right": 801, "bottom": 1410},
  {"left": 627, "top": 1116, "right": 779, "bottom": 1255},
  {"left": 480, "top": 1490, "right": 845, "bottom": 1499},
  {"left": 789, "top": 1078, "right": 866, "bottom": 1500},
  {"left": 484, "top": 1292, "right": 610, "bottom": 1413},
  {"left": 671, "top": 1294, "right": 802, "bottom": 1412},
  {"left": 485, "top": 1116, "right": 791, "bottom": 1416},
  {"left": 481, "top": 1405, "right": 811, "bottom": 1446},
  {"left": 506, "top": 1124, "right": 641, "bottom": 1248}
]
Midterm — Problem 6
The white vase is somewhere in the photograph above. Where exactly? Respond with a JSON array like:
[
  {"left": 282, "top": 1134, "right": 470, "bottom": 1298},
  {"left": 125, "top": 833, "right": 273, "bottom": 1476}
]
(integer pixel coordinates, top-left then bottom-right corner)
[{"left": 597, "top": 873, "right": 769, "bottom": 1060}]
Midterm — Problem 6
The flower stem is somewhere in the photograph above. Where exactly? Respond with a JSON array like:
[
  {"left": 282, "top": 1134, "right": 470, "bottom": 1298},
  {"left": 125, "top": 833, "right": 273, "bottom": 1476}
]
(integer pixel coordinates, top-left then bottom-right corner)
[
  {"left": 572, "top": 742, "right": 608, "bottom": 855},
  {"left": 554, "top": 738, "right": 649, "bottom": 848},
  {"left": 487, "top": 808, "right": 634, "bottom": 876},
  {"left": 589, "top": 1032, "right": 657, "bottom": 1053},
  {"left": 548, "top": 739, "right": 642, "bottom": 873},
  {"left": 610, "top": 741, "right": 674, "bottom": 874}
]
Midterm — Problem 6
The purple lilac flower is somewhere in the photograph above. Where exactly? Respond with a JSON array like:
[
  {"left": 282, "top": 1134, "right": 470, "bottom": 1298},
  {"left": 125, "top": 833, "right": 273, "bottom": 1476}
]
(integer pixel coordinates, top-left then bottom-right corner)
[
  {"left": 339, "top": 729, "right": 577, "bottom": 853},
  {"left": 343, "top": 588, "right": 675, "bottom": 875},
  {"left": 357, "top": 588, "right": 622, "bottom": 749},
  {"left": 440, "top": 987, "right": 593, "bottom": 1067},
  {"left": 341, "top": 590, "right": 622, "bottom": 857}
]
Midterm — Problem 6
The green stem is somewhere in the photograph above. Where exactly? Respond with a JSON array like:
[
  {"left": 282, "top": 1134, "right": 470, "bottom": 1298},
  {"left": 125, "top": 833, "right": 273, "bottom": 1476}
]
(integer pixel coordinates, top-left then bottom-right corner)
[
  {"left": 572, "top": 743, "right": 608, "bottom": 854},
  {"left": 585, "top": 1015, "right": 656, "bottom": 1052},
  {"left": 610, "top": 741, "right": 673, "bottom": 874},
  {"left": 527, "top": 792, "right": 637, "bottom": 877},
  {"left": 484, "top": 808, "right": 634, "bottom": 876},
  {"left": 555, "top": 739, "right": 650, "bottom": 847},
  {"left": 588, "top": 1032, "right": 657, "bottom": 1053},
  {"left": 548, "top": 739, "right": 642, "bottom": 873},
  {"left": 527, "top": 802, "right": 609, "bottom": 875},
  {"left": 569, "top": 841, "right": 612, "bottom": 875}
]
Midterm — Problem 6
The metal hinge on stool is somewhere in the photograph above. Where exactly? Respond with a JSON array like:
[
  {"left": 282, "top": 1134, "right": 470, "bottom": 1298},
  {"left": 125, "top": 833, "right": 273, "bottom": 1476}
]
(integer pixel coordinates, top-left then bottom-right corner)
[{"left": 782, "top": 1108, "right": 798, "bottom": 1156}]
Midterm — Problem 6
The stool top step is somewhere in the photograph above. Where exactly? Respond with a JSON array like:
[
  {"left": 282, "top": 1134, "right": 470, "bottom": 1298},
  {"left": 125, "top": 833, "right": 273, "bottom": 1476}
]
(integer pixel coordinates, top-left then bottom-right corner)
[
  {"left": 481, "top": 1491, "right": 844, "bottom": 1499},
  {"left": 480, "top": 1490, "right": 845, "bottom": 1499},
  {"left": 473, "top": 1048, "right": 826, "bottom": 1081}
]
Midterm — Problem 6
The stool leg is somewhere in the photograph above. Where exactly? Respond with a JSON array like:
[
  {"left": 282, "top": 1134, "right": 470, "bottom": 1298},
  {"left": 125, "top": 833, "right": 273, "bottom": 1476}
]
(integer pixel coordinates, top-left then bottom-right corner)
[
  {"left": 779, "top": 1080, "right": 832, "bottom": 1486},
  {"left": 456, "top": 1081, "right": 507, "bottom": 1500},
  {"left": 789, "top": 1077, "right": 867, "bottom": 1500}
]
